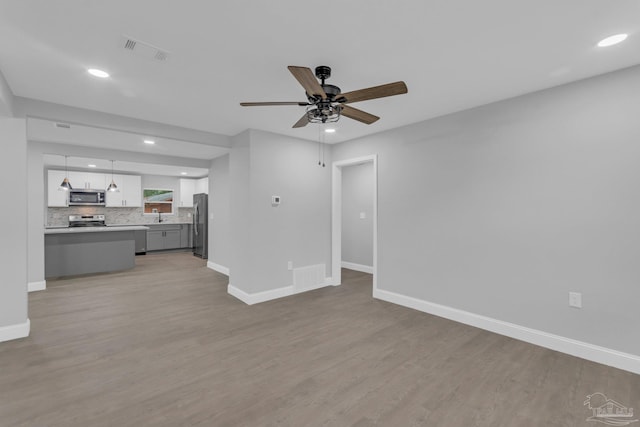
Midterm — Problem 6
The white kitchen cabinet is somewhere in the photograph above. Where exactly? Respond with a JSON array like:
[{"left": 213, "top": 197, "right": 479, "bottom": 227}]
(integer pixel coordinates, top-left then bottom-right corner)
[
  {"left": 67, "top": 171, "right": 106, "bottom": 190},
  {"left": 47, "top": 170, "right": 69, "bottom": 207},
  {"left": 88, "top": 172, "right": 106, "bottom": 190},
  {"left": 122, "top": 175, "right": 142, "bottom": 207},
  {"left": 66, "top": 171, "right": 84, "bottom": 189},
  {"left": 179, "top": 179, "right": 196, "bottom": 207},
  {"left": 180, "top": 177, "right": 208, "bottom": 208},
  {"left": 105, "top": 174, "right": 142, "bottom": 207},
  {"left": 105, "top": 174, "right": 124, "bottom": 207},
  {"left": 195, "top": 177, "right": 208, "bottom": 195}
]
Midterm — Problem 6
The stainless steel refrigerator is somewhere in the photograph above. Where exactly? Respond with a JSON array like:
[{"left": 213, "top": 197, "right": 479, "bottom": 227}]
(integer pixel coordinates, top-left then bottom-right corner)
[{"left": 192, "top": 193, "right": 208, "bottom": 259}]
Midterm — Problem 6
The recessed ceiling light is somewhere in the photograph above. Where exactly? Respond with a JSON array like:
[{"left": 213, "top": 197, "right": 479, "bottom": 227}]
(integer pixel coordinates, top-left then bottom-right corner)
[
  {"left": 325, "top": 128, "right": 336, "bottom": 133},
  {"left": 87, "top": 68, "right": 110, "bottom": 78},
  {"left": 144, "top": 139, "right": 155, "bottom": 145},
  {"left": 180, "top": 172, "right": 188, "bottom": 175},
  {"left": 88, "top": 164, "right": 97, "bottom": 168},
  {"left": 597, "top": 33, "right": 628, "bottom": 47}
]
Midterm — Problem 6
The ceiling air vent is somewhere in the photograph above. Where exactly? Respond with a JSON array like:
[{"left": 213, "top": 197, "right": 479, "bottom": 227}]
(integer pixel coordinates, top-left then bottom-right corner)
[
  {"left": 120, "top": 35, "right": 170, "bottom": 62},
  {"left": 124, "top": 39, "right": 137, "bottom": 50}
]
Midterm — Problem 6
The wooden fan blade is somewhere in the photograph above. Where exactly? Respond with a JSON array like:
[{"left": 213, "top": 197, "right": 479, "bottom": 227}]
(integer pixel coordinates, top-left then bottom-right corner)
[
  {"left": 340, "top": 105, "right": 380, "bottom": 125},
  {"left": 288, "top": 66, "right": 327, "bottom": 99},
  {"left": 240, "top": 102, "right": 308, "bottom": 106},
  {"left": 338, "top": 81, "right": 407, "bottom": 104},
  {"left": 292, "top": 113, "right": 309, "bottom": 128}
]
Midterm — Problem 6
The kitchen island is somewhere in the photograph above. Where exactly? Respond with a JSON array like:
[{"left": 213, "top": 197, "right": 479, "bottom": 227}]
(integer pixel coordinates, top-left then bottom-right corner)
[{"left": 44, "top": 226, "right": 149, "bottom": 278}]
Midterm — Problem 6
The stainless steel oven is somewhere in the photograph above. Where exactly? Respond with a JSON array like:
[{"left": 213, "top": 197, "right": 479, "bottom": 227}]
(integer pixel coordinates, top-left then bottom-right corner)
[{"left": 68, "top": 214, "right": 107, "bottom": 227}]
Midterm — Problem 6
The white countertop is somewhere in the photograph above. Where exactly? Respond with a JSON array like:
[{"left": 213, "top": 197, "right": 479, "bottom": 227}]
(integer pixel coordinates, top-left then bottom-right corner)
[{"left": 45, "top": 225, "right": 149, "bottom": 234}]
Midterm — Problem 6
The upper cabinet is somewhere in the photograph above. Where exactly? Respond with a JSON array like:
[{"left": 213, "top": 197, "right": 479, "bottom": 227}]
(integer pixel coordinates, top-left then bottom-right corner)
[
  {"left": 122, "top": 175, "right": 142, "bottom": 207},
  {"left": 67, "top": 171, "right": 106, "bottom": 190},
  {"left": 47, "top": 170, "right": 69, "bottom": 207},
  {"left": 195, "top": 177, "right": 209, "bottom": 195},
  {"left": 47, "top": 170, "right": 141, "bottom": 208},
  {"left": 180, "top": 177, "right": 208, "bottom": 208},
  {"left": 105, "top": 174, "right": 142, "bottom": 207},
  {"left": 179, "top": 179, "right": 196, "bottom": 207}
]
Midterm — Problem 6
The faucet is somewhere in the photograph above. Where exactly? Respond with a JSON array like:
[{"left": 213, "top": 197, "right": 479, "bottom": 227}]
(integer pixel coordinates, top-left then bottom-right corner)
[{"left": 158, "top": 212, "right": 163, "bottom": 223}]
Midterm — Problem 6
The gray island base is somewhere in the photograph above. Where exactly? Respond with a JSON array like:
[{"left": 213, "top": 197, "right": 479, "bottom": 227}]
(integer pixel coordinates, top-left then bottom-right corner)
[{"left": 44, "top": 226, "right": 149, "bottom": 278}]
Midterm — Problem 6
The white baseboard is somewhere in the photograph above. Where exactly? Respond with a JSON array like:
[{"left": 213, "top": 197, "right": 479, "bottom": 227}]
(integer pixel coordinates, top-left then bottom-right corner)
[
  {"left": 0, "top": 319, "right": 30, "bottom": 343},
  {"left": 373, "top": 289, "right": 640, "bottom": 375},
  {"left": 228, "top": 278, "right": 332, "bottom": 305},
  {"left": 207, "top": 261, "right": 229, "bottom": 276},
  {"left": 341, "top": 261, "right": 373, "bottom": 274},
  {"left": 28, "top": 280, "right": 46, "bottom": 292},
  {"left": 228, "top": 284, "right": 294, "bottom": 305}
]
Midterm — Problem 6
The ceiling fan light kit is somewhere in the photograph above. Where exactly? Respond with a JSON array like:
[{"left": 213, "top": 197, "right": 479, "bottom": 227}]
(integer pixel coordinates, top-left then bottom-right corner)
[{"left": 241, "top": 65, "right": 407, "bottom": 128}]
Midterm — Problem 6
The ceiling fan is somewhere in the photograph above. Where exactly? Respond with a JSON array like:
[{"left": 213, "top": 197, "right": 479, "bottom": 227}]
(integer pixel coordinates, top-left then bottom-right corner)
[{"left": 240, "top": 65, "right": 408, "bottom": 128}]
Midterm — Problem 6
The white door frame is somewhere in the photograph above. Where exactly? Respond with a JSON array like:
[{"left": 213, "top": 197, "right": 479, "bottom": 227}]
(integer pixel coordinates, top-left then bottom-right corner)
[{"left": 331, "top": 154, "right": 378, "bottom": 292}]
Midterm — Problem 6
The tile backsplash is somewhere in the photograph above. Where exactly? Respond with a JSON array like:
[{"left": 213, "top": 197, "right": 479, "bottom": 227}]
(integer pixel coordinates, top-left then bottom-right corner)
[{"left": 47, "top": 207, "right": 195, "bottom": 226}]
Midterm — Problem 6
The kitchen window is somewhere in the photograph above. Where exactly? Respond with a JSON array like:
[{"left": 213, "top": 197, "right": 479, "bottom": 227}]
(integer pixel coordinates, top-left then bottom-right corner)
[{"left": 143, "top": 188, "right": 174, "bottom": 214}]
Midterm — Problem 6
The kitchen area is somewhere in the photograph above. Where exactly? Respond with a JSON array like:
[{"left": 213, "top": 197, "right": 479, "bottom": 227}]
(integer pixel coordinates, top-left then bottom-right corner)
[{"left": 43, "top": 157, "right": 209, "bottom": 279}]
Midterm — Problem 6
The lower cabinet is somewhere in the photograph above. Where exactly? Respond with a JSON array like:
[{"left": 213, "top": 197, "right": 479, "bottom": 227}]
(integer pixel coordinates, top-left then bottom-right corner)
[{"left": 146, "top": 224, "right": 191, "bottom": 251}]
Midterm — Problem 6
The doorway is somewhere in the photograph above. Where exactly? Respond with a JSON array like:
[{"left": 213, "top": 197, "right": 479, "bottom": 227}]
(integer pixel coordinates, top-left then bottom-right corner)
[{"left": 331, "top": 155, "right": 377, "bottom": 292}]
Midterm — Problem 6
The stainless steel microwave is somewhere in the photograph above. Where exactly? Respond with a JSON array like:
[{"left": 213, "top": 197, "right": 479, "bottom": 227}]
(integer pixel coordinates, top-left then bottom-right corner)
[{"left": 68, "top": 189, "right": 106, "bottom": 206}]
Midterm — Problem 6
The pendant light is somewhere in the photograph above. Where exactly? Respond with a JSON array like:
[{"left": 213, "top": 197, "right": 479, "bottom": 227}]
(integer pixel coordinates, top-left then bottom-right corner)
[
  {"left": 58, "top": 155, "right": 72, "bottom": 191},
  {"left": 107, "top": 160, "right": 119, "bottom": 192}
]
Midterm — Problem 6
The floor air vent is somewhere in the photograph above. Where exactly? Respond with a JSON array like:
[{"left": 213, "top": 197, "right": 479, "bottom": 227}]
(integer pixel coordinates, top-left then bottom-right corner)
[{"left": 293, "top": 264, "right": 326, "bottom": 292}]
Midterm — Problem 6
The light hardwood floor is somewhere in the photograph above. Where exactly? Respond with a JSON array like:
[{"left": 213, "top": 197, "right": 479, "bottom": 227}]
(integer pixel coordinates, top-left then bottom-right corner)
[{"left": 1, "top": 253, "right": 638, "bottom": 426}]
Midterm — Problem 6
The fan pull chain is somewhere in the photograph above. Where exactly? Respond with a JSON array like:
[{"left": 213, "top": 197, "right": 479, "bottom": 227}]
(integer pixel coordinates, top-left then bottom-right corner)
[
  {"left": 318, "top": 130, "right": 322, "bottom": 166},
  {"left": 318, "top": 124, "right": 326, "bottom": 167}
]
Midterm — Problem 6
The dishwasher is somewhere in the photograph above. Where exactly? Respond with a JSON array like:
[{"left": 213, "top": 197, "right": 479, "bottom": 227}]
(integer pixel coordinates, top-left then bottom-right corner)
[{"left": 134, "top": 229, "right": 147, "bottom": 255}]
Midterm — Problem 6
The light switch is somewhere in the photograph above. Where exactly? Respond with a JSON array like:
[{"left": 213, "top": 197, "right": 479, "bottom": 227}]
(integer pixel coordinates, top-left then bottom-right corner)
[{"left": 359, "top": 212, "right": 366, "bottom": 219}]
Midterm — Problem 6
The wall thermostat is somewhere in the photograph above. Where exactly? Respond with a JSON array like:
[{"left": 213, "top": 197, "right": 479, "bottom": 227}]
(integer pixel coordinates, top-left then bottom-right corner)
[{"left": 272, "top": 195, "right": 281, "bottom": 206}]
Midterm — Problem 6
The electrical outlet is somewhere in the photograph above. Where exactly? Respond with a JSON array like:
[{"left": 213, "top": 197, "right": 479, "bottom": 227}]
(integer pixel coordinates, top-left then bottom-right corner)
[
  {"left": 187, "top": 213, "right": 191, "bottom": 218},
  {"left": 287, "top": 261, "right": 293, "bottom": 271},
  {"left": 569, "top": 292, "right": 582, "bottom": 308},
  {"left": 360, "top": 212, "right": 366, "bottom": 219}
]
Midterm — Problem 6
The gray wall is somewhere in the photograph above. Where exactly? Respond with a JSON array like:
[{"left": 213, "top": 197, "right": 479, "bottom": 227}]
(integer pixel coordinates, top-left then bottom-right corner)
[
  {"left": 341, "top": 163, "right": 374, "bottom": 267},
  {"left": 228, "top": 130, "right": 332, "bottom": 294},
  {"left": 0, "top": 69, "right": 14, "bottom": 117},
  {"left": 210, "top": 155, "right": 230, "bottom": 270},
  {"left": 229, "top": 131, "right": 252, "bottom": 289},
  {"left": 332, "top": 65, "right": 640, "bottom": 357},
  {"left": 0, "top": 117, "right": 28, "bottom": 329},
  {"left": 27, "top": 143, "right": 46, "bottom": 287}
]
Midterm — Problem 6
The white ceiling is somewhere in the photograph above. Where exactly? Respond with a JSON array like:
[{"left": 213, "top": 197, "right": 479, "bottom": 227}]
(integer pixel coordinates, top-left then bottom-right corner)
[
  {"left": 43, "top": 154, "right": 209, "bottom": 178},
  {"left": 29, "top": 118, "right": 228, "bottom": 160},
  {"left": 1, "top": 1, "right": 639, "bottom": 147}
]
